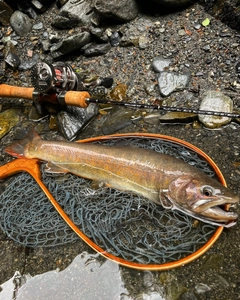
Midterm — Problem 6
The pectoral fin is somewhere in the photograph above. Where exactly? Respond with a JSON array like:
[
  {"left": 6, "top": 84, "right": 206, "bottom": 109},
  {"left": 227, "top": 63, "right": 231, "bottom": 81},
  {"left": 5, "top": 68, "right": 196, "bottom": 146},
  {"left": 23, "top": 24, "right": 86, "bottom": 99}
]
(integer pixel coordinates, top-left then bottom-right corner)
[
  {"left": 159, "top": 189, "right": 173, "bottom": 209},
  {"left": 90, "top": 180, "right": 109, "bottom": 190},
  {"left": 45, "top": 162, "right": 69, "bottom": 174}
]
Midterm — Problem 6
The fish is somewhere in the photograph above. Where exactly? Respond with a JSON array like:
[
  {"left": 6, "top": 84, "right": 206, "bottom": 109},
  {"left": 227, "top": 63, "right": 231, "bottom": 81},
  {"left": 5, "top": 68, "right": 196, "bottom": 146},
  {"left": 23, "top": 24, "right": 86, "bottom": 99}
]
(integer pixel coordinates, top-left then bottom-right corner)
[{"left": 4, "top": 129, "right": 239, "bottom": 227}]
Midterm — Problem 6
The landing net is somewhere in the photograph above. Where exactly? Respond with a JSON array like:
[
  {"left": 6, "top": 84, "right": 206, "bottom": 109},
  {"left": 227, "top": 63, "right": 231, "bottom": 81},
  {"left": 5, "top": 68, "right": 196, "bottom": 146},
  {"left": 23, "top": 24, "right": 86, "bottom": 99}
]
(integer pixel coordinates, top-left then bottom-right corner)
[{"left": 0, "top": 136, "right": 217, "bottom": 265}]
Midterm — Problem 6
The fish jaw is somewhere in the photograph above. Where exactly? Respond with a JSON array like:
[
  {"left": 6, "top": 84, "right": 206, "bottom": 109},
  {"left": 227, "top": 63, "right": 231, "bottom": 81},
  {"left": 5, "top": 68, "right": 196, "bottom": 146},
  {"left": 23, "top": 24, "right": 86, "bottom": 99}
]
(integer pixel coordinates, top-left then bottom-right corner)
[{"left": 161, "top": 175, "right": 239, "bottom": 227}]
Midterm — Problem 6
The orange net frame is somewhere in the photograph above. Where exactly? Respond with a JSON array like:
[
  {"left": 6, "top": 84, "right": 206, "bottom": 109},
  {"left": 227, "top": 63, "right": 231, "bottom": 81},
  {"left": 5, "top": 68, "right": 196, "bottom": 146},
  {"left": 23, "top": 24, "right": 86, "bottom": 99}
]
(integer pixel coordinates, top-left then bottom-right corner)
[{"left": 0, "top": 133, "right": 224, "bottom": 270}]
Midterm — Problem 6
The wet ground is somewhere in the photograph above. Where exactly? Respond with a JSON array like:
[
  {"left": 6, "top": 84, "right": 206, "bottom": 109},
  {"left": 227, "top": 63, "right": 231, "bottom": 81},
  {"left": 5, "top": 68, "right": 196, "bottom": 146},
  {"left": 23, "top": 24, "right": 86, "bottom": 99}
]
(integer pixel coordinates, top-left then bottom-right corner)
[{"left": 0, "top": 2, "right": 240, "bottom": 299}]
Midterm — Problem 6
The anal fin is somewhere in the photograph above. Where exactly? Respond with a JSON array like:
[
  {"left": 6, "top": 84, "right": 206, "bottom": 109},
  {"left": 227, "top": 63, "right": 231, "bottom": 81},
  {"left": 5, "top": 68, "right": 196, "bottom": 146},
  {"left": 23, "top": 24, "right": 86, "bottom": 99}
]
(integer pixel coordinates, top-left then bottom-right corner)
[{"left": 45, "top": 162, "right": 69, "bottom": 174}]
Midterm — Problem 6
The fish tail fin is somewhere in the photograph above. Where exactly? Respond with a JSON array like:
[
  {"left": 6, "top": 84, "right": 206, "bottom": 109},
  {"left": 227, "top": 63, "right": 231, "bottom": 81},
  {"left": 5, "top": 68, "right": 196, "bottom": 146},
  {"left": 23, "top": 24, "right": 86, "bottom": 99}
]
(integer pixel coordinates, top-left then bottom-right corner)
[{"left": 4, "top": 129, "right": 41, "bottom": 158}]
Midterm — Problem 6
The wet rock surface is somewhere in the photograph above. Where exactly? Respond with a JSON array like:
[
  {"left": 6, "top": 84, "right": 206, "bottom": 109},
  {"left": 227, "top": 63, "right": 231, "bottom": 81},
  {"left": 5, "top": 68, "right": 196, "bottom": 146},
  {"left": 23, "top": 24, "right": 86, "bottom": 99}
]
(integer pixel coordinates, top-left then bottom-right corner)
[
  {"left": 158, "top": 71, "right": 190, "bottom": 96},
  {"left": 198, "top": 90, "right": 233, "bottom": 128},
  {"left": 0, "top": 1, "right": 240, "bottom": 300}
]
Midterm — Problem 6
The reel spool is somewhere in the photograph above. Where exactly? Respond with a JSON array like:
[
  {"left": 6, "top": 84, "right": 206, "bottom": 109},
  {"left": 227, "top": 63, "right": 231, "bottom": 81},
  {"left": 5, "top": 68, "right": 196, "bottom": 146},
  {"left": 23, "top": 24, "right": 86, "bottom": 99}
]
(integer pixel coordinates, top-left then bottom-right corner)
[{"left": 31, "top": 61, "right": 79, "bottom": 93}]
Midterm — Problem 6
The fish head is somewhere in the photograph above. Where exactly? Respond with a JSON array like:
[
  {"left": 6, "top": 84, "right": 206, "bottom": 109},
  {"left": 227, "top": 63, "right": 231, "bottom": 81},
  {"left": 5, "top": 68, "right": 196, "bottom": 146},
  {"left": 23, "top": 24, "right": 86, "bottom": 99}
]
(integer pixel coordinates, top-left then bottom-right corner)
[{"left": 159, "top": 175, "right": 239, "bottom": 227}]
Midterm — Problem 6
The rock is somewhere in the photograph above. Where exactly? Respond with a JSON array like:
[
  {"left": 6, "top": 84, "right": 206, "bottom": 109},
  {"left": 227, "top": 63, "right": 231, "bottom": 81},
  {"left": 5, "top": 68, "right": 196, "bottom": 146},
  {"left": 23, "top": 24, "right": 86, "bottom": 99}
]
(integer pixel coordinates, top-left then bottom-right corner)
[
  {"left": 57, "top": 104, "right": 98, "bottom": 140},
  {"left": 5, "top": 52, "right": 21, "bottom": 69},
  {"left": 109, "top": 31, "right": 121, "bottom": 46},
  {"left": 83, "top": 43, "right": 111, "bottom": 57},
  {"left": 198, "top": 91, "right": 233, "bottom": 129},
  {"left": 200, "top": 0, "right": 240, "bottom": 31},
  {"left": 159, "top": 112, "right": 197, "bottom": 123},
  {"left": 50, "top": 32, "right": 91, "bottom": 59},
  {"left": 102, "top": 107, "right": 139, "bottom": 134},
  {"left": 143, "top": 113, "right": 161, "bottom": 125},
  {"left": 138, "top": 35, "right": 149, "bottom": 49},
  {"left": 120, "top": 18, "right": 153, "bottom": 48},
  {"left": 90, "top": 27, "right": 108, "bottom": 43},
  {"left": 32, "top": 22, "right": 43, "bottom": 30},
  {"left": 152, "top": 56, "right": 171, "bottom": 72},
  {"left": 0, "top": 0, "right": 13, "bottom": 26},
  {"left": 52, "top": 0, "right": 99, "bottom": 29},
  {"left": 149, "top": 0, "right": 193, "bottom": 8},
  {"left": 195, "top": 283, "right": 211, "bottom": 294},
  {"left": 157, "top": 72, "right": 190, "bottom": 97},
  {"left": 56, "top": 0, "right": 69, "bottom": 8},
  {"left": 18, "top": 53, "right": 39, "bottom": 71},
  {"left": 179, "top": 291, "right": 198, "bottom": 300},
  {"left": 0, "top": 108, "right": 20, "bottom": 139},
  {"left": 10, "top": 11, "right": 33, "bottom": 37},
  {"left": 110, "top": 83, "right": 128, "bottom": 101},
  {"left": 92, "top": 0, "right": 139, "bottom": 23}
]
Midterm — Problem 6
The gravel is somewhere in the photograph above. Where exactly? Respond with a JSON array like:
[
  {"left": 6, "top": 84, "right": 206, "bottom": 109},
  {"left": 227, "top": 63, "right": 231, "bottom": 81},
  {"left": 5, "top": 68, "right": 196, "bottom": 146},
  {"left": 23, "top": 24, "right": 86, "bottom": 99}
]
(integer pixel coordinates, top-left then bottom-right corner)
[{"left": 0, "top": 2, "right": 240, "bottom": 299}]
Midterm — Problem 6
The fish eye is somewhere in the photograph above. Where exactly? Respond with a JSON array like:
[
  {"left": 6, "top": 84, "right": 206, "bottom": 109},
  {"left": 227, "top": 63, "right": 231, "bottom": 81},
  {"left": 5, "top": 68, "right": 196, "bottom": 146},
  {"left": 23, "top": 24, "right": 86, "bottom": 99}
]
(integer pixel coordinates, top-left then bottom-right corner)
[{"left": 202, "top": 186, "right": 213, "bottom": 197}]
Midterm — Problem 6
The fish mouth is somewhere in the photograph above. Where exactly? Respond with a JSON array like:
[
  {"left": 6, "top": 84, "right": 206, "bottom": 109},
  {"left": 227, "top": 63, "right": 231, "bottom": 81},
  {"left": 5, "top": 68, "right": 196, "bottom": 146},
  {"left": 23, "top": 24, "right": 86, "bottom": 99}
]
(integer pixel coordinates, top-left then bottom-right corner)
[
  {"left": 191, "top": 195, "right": 239, "bottom": 227},
  {"left": 173, "top": 195, "right": 239, "bottom": 227}
]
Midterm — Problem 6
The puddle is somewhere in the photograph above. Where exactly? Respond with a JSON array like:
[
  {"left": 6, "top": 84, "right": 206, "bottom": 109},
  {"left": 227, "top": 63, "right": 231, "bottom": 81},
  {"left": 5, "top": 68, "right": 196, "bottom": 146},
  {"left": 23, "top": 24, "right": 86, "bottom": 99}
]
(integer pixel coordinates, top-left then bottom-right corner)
[{"left": 0, "top": 252, "right": 130, "bottom": 300}]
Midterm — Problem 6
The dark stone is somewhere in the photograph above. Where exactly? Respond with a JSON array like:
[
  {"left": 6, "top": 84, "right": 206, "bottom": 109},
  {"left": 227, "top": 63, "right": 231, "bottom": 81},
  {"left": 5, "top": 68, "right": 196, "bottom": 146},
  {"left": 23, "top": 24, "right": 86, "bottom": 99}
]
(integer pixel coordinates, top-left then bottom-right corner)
[
  {"left": 199, "top": 0, "right": 240, "bottom": 31},
  {"left": 50, "top": 32, "right": 91, "bottom": 59},
  {"left": 83, "top": 43, "right": 111, "bottom": 57},
  {"left": 18, "top": 53, "right": 39, "bottom": 71},
  {"left": 5, "top": 52, "right": 21, "bottom": 69},
  {"left": 57, "top": 104, "right": 98, "bottom": 140},
  {"left": 0, "top": 1, "right": 13, "bottom": 25}
]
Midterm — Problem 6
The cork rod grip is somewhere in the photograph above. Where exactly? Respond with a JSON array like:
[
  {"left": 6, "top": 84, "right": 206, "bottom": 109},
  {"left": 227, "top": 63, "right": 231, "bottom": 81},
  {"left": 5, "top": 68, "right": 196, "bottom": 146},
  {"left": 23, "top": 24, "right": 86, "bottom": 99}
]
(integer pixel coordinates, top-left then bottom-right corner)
[
  {"left": 64, "top": 91, "right": 90, "bottom": 108},
  {"left": 0, "top": 84, "right": 34, "bottom": 100}
]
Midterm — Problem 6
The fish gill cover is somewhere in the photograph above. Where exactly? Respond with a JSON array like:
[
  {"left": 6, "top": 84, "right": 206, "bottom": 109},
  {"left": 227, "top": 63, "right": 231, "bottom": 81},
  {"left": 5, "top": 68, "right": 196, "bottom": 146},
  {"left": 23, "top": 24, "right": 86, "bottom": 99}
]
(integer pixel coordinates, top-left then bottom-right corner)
[{"left": 0, "top": 137, "right": 217, "bottom": 265}]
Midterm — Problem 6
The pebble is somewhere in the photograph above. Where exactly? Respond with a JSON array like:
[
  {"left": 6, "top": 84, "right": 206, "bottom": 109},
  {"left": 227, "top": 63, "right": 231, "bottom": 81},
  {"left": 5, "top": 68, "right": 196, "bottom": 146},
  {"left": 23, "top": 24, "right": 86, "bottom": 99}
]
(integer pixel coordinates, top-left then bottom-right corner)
[
  {"left": 109, "top": 31, "right": 121, "bottom": 46},
  {"left": 32, "top": 22, "right": 43, "bottom": 30},
  {"left": 178, "top": 29, "right": 186, "bottom": 36},
  {"left": 152, "top": 56, "right": 171, "bottom": 73}
]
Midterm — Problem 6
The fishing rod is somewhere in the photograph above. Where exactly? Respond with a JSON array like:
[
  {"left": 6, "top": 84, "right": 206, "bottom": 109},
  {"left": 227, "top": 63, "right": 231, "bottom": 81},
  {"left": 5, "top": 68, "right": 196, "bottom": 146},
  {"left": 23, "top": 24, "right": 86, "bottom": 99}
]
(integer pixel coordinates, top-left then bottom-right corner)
[
  {"left": 0, "top": 61, "right": 239, "bottom": 118},
  {"left": 86, "top": 98, "right": 240, "bottom": 118}
]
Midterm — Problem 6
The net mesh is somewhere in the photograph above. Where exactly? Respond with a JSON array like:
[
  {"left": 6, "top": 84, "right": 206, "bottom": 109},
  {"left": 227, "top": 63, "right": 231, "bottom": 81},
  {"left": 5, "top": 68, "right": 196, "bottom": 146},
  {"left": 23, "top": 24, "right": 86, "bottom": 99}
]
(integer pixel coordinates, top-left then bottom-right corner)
[{"left": 0, "top": 136, "right": 217, "bottom": 264}]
